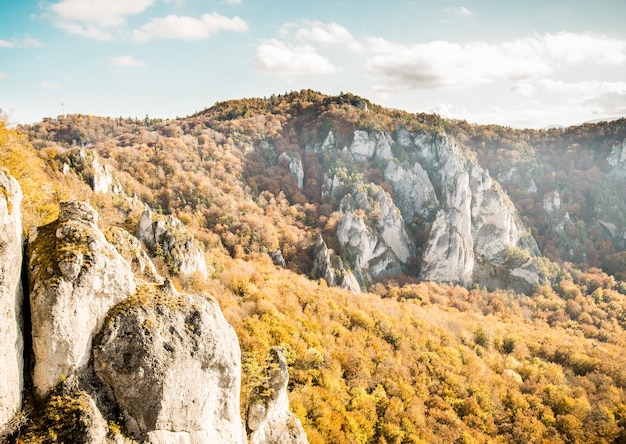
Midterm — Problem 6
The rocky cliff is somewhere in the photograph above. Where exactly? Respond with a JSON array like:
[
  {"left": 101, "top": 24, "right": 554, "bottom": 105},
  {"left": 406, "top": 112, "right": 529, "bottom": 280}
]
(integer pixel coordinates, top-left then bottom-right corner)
[
  {"left": 0, "top": 171, "right": 23, "bottom": 429},
  {"left": 136, "top": 208, "right": 209, "bottom": 278},
  {"left": 0, "top": 181, "right": 307, "bottom": 442},
  {"left": 247, "top": 347, "right": 309, "bottom": 444},
  {"left": 314, "top": 127, "right": 540, "bottom": 289},
  {"left": 94, "top": 281, "right": 244, "bottom": 443},
  {"left": 27, "top": 201, "right": 137, "bottom": 399}
]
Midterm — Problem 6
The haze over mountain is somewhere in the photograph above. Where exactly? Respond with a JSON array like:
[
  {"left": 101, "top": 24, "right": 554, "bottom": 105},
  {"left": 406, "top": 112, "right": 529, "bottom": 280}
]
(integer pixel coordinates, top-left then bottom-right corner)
[
  {"left": 1, "top": 0, "right": 626, "bottom": 128},
  {"left": 2, "top": 91, "right": 626, "bottom": 443}
]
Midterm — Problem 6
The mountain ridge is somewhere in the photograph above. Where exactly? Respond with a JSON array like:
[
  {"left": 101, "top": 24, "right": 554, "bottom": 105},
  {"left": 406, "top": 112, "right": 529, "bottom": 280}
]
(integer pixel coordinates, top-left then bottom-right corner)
[{"left": 2, "top": 90, "right": 626, "bottom": 443}]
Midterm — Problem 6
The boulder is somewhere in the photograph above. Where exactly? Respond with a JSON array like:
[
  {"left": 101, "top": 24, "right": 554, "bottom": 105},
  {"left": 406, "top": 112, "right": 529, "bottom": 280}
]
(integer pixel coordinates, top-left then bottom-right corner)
[
  {"left": 248, "top": 347, "right": 309, "bottom": 444},
  {"left": 0, "top": 171, "right": 23, "bottom": 428},
  {"left": 94, "top": 281, "right": 244, "bottom": 444},
  {"left": 20, "top": 390, "right": 108, "bottom": 443},
  {"left": 28, "top": 201, "right": 137, "bottom": 399}
]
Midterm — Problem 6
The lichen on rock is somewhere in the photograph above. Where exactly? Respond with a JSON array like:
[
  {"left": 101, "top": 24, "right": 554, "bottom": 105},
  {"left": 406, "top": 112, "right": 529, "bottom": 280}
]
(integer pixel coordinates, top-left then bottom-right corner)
[
  {"left": 94, "top": 281, "right": 244, "bottom": 444},
  {"left": 28, "top": 201, "right": 137, "bottom": 399}
]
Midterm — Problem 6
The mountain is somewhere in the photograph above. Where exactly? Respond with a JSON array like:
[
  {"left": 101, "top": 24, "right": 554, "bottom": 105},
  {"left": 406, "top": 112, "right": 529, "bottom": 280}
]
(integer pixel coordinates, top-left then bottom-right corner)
[{"left": 2, "top": 90, "right": 626, "bottom": 443}]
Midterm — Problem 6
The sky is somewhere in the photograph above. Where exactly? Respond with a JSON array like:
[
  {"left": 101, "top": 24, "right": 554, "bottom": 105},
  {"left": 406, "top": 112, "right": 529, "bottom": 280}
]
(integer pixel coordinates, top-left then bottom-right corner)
[{"left": 1, "top": 0, "right": 626, "bottom": 128}]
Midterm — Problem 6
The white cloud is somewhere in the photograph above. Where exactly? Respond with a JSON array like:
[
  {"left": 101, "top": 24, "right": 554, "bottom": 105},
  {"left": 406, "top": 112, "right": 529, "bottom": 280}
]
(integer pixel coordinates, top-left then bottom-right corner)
[
  {"left": 444, "top": 6, "right": 475, "bottom": 16},
  {"left": 50, "top": 0, "right": 153, "bottom": 40},
  {"left": 366, "top": 37, "right": 552, "bottom": 91},
  {"left": 294, "top": 21, "right": 362, "bottom": 52},
  {"left": 366, "top": 32, "right": 626, "bottom": 92},
  {"left": 0, "top": 36, "right": 45, "bottom": 48},
  {"left": 539, "top": 79, "right": 626, "bottom": 116},
  {"left": 255, "top": 39, "right": 342, "bottom": 78},
  {"left": 110, "top": 55, "right": 147, "bottom": 67},
  {"left": 40, "top": 81, "right": 61, "bottom": 90},
  {"left": 133, "top": 13, "right": 247, "bottom": 42},
  {"left": 542, "top": 32, "right": 626, "bottom": 66},
  {"left": 511, "top": 83, "right": 536, "bottom": 97},
  {"left": 51, "top": 0, "right": 153, "bottom": 27},
  {"left": 0, "top": 72, "right": 7, "bottom": 81},
  {"left": 222, "top": 0, "right": 242, "bottom": 3},
  {"left": 540, "top": 79, "right": 626, "bottom": 96}
]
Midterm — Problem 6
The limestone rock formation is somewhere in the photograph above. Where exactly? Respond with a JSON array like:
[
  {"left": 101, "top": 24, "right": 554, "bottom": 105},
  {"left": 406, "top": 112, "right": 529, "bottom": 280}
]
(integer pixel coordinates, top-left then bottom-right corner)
[
  {"left": 92, "top": 156, "right": 118, "bottom": 194},
  {"left": 312, "top": 235, "right": 361, "bottom": 293},
  {"left": 608, "top": 139, "right": 626, "bottom": 178},
  {"left": 348, "top": 130, "right": 394, "bottom": 161},
  {"left": 105, "top": 226, "right": 163, "bottom": 283},
  {"left": 337, "top": 183, "right": 414, "bottom": 285},
  {"left": 384, "top": 160, "right": 438, "bottom": 222},
  {"left": 136, "top": 208, "right": 209, "bottom": 277},
  {"left": 247, "top": 347, "right": 309, "bottom": 444},
  {"left": 393, "top": 128, "right": 538, "bottom": 285},
  {"left": 20, "top": 389, "right": 109, "bottom": 443},
  {"left": 27, "top": 201, "right": 137, "bottom": 398},
  {"left": 279, "top": 152, "right": 304, "bottom": 190},
  {"left": 0, "top": 171, "right": 23, "bottom": 429},
  {"left": 94, "top": 281, "right": 244, "bottom": 444}
]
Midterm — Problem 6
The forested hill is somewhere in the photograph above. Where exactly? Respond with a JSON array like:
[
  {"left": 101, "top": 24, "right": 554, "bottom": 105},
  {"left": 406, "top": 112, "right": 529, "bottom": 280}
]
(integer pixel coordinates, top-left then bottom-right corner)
[{"left": 2, "top": 90, "right": 626, "bottom": 443}]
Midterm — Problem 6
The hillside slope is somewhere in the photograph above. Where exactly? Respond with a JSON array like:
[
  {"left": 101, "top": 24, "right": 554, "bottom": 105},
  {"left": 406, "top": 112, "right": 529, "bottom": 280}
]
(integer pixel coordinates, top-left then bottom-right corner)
[{"left": 2, "top": 92, "right": 626, "bottom": 443}]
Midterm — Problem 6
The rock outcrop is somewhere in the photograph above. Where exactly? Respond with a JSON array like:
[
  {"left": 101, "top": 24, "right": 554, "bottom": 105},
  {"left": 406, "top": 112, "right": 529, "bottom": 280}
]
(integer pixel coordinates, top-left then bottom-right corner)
[
  {"left": 384, "top": 160, "right": 438, "bottom": 222},
  {"left": 312, "top": 235, "right": 361, "bottom": 293},
  {"left": 348, "top": 130, "right": 394, "bottom": 161},
  {"left": 27, "top": 201, "right": 137, "bottom": 398},
  {"left": 0, "top": 171, "right": 23, "bottom": 429},
  {"left": 136, "top": 208, "right": 209, "bottom": 277},
  {"left": 337, "top": 183, "right": 414, "bottom": 285},
  {"left": 608, "top": 139, "right": 626, "bottom": 178},
  {"left": 92, "top": 156, "right": 117, "bottom": 194},
  {"left": 247, "top": 347, "right": 309, "bottom": 444},
  {"left": 279, "top": 152, "right": 304, "bottom": 190},
  {"left": 105, "top": 226, "right": 163, "bottom": 283},
  {"left": 94, "top": 281, "right": 244, "bottom": 444},
  {"left": 393, "top": 129, "right": 539, "bottom": 285}
]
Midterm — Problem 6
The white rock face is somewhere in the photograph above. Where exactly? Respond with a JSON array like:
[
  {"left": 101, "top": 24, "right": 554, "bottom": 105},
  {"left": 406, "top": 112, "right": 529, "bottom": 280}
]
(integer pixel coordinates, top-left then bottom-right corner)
[
  {"left": 94, "top": 283, "right": 244, "bottom": 444},
  {"left": 340, "top": 271, "right": 361, "bottom": 293},
  {"left": 337, "top": 184, "right": 414, "bottom": 284},
  {"left": 28, "top": 201, "right": 137, "bottom": 399},
  {"left": 279, "top": 152, "right": 304, "bottom": 189},
  {"left": 105, "top": 226, "right": 163, "bottom": 283},
  {"left": 248, "top": 347, "right": 309, "bottom": 444},
  {"left": 396, "top": 129, "right": 539, "bottom": 285},
  {"left": 470, "top": 167, "right": 526, "bottom": 260},
  {"left": 92, "top": 156, "right": 114, "bottom": 194},
  {"left": 348, "top": 130, "right": 394, "bottom": 161},
  {"left": 312, "top": 235, "right": 361, "bottom": 293},
  {"left": 384, "top": 160, "right": 438, "bottom": 222},
  {"left": 419, "top": 172, "right": 475, "bottom": 283},
  {"left": 136, "top": 208, "right": 208, "bottom": 277},
  {"left": 313, "top": 235, "right": 337, "bottom": 286},
  {"left": 543, "top": 190, "right": 561, "bottom": 214},
  {"left": 608, "top": 139, "right": 626, "bottom": 178},
  {"left": 0, "top": 171, "right": 23, "bottom": 429}
]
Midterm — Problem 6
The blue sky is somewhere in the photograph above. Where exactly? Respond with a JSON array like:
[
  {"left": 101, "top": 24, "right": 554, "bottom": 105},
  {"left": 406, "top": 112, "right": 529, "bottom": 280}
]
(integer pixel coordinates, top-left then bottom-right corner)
[{"left": 1, "top": 0, "right": 626, "bottom": 128}]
